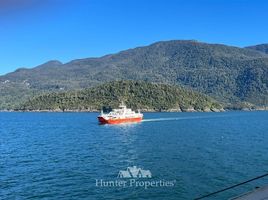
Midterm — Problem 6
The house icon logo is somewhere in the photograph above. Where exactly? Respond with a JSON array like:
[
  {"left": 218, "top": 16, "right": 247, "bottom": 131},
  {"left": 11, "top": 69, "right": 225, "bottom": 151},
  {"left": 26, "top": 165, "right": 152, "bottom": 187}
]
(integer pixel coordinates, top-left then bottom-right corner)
[{"left": 118, "top": 166, "right": 152, "bottom": 178}]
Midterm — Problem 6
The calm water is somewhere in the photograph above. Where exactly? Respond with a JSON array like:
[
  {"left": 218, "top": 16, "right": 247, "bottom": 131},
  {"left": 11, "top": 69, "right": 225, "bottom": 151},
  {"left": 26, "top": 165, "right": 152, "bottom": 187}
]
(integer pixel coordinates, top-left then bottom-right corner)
[{"left": 1, "top": 111, "right": 268, "bottom": 200}]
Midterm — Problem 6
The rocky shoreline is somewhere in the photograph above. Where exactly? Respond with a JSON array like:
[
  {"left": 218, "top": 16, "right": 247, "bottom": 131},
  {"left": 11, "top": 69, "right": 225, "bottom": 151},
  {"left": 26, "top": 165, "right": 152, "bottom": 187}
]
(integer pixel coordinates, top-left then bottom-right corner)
[
  {"left": 1, "top": 108, "right": 267, "bottom": 112},
  {"left": 1, "top": 106, "right": 268, "bottom": 113}
]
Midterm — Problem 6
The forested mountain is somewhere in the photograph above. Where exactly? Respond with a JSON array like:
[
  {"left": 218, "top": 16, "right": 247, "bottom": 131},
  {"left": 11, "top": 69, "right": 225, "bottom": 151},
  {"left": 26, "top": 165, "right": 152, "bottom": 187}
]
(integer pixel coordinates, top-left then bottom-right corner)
[
  {"left": 18, "top": 81, "right": 223, "bottom": 112},
  {"left": 1, "top": 40, "right": 268, "bottom": 109},
  {"left": 246, "top": 44, "right": 268, "bottom": 54}
]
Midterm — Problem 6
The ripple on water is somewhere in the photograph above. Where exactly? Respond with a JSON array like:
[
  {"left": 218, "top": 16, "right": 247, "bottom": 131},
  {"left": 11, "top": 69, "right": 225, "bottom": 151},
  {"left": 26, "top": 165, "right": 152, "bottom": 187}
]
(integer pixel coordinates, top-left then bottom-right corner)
[{"left": 1, "top": 112, "right": 268, "bottom": 200}]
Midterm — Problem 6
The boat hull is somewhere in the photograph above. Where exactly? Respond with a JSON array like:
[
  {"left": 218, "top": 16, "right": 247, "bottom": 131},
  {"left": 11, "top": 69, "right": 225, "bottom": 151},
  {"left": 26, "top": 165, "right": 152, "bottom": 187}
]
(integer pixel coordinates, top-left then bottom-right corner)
[{"left": 98, "top": 116, "right": 143, "bottom": 124}]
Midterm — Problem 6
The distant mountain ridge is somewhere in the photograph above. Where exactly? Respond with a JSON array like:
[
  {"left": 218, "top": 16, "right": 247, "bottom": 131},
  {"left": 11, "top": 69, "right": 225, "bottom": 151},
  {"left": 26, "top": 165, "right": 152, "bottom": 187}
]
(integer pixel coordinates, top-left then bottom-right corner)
[
  {"left": 246, "top": 44, "right": 268, "bottom": 54},
  {"left": 1, "top": 40, "right": 268, "bottom": 109}
]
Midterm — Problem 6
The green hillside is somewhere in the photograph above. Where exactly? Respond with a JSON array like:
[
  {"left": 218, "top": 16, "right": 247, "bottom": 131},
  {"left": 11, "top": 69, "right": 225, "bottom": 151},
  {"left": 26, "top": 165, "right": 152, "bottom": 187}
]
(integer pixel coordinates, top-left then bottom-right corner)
[
  {"left": 18, "top": 81, "right": 223, "bottom": 112},
  {"left": 1, "top": 40, "right": 268, "bottom": 109}
]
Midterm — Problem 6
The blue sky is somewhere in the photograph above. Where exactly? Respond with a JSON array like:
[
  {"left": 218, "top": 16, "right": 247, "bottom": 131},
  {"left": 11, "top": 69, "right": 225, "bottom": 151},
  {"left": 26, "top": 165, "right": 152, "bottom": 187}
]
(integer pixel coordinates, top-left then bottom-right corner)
[{"left": 0, "top": 0, "right": 268, "bottom": 75}]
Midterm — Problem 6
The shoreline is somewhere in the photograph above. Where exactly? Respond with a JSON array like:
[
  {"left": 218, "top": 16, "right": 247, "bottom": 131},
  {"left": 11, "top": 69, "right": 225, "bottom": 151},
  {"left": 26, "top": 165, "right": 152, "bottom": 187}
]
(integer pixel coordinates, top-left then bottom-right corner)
[{"left": 1, "top": 108, "right": 268, "bottom": 113}]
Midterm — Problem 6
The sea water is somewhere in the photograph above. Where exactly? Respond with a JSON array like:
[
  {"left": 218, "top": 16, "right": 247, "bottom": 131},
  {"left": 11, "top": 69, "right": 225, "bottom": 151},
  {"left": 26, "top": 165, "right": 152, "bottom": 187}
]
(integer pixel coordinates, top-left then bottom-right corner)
[{"left": 1, "top": 111, "right": 268, "bottom": 199}]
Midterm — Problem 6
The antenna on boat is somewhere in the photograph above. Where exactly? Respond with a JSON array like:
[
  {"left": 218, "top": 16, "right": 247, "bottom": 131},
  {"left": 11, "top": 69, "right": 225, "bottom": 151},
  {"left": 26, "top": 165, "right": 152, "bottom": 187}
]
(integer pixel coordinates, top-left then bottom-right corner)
[{"left": 118, "top": 98, "right": 126, "bottom": 107}]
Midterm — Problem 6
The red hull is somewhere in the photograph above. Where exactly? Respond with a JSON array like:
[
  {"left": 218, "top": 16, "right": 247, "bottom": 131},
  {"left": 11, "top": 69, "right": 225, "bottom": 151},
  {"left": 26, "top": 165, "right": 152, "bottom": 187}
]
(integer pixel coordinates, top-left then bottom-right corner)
[{"left": 98, "top": 116, "right": 142, "bottom": 124}]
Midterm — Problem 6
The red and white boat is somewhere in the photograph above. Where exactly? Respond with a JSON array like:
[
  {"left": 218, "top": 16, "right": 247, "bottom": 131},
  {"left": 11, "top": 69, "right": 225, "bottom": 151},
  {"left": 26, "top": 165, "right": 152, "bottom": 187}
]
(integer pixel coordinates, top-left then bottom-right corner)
[{"left": 98, "top": 102, "right": 143, "bottom": 124}]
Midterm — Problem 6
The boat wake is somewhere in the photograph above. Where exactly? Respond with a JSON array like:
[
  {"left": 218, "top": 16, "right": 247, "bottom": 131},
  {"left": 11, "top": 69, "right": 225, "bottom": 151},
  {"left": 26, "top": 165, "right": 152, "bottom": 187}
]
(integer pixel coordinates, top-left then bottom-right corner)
[{"left": 142, "top": 115, "right": 226, "bottom": 122}]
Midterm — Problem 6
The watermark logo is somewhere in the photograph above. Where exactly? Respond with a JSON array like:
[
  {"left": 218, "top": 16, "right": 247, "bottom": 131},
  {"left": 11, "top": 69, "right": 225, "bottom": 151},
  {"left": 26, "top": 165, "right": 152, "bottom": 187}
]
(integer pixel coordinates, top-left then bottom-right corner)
[
  {"left": 95, "top": 165, "right": 176, "bottom": 189},
  {"left": 118, "top": 166, "right": 152, "bottom": 178}
]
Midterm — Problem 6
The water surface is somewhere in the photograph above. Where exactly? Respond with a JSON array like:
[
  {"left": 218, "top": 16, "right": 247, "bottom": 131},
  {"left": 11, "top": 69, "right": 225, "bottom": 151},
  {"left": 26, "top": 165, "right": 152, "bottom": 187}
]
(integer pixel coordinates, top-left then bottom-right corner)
[{"left": 1, "top": 111, "right": 268, "bottom": 199}]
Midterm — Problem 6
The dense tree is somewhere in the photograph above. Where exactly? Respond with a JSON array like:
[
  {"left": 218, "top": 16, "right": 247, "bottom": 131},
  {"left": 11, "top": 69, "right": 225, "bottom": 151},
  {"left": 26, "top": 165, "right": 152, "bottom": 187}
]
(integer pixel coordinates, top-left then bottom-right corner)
[
  {"left": 18, "top": 81, "right": 222, "bottom": 112},
  {"left": 1, "top": 40, "right": 268, "bottom": 109}
]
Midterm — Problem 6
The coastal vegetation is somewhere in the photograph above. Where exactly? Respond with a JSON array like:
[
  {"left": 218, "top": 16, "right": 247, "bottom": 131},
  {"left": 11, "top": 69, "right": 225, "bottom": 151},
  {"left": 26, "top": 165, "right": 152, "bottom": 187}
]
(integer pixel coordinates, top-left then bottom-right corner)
[
  {"left": 1, "top": 40, "right": 268, "bottom": 110},
  {"left": 18, "top": 81, "right": 223, "bottom": 112}
]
